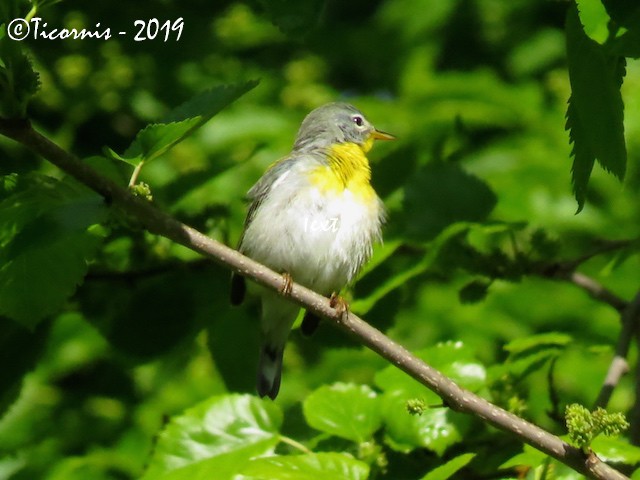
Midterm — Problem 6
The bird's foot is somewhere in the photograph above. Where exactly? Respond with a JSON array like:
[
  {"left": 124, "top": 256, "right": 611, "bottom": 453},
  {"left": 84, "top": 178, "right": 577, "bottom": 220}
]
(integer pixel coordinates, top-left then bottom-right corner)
[
  {"left": 329, "top": 292, "right": 349, "bottom": 317},
  {"left": 280, "top": 272, "right": 293, "bottom": 296}
]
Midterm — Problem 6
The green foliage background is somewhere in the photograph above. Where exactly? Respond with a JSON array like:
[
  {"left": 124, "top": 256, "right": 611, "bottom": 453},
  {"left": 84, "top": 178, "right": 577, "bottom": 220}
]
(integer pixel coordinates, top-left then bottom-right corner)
[{"left": 1, "top": 0, "right": 640, "bottom": 478}]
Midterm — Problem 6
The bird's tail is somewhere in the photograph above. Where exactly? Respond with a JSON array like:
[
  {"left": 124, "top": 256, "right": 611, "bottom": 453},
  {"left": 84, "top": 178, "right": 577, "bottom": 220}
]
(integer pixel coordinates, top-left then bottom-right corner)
[
  {"left": 257, "top": 294, "right": 299, "bottom": 399},
  {"left": 257, "top": 343, "right": 284, "bottom": 400}
]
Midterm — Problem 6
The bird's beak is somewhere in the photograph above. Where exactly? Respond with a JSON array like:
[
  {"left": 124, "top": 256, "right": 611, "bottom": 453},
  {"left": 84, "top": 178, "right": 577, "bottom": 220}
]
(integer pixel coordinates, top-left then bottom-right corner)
[{"left": 371, "top": 129, "right": 396, "bottom": 141}]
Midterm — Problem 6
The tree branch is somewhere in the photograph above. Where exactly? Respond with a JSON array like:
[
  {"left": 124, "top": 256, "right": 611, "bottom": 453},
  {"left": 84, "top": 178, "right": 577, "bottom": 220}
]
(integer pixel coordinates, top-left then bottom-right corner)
[
  {"left": 594, "top": 292, "right": 640, "bottom": 410},
  {"left": 0, "top": 118, "right": 629, "bottom": 480},
  {"left": 538, "top": 265, "right": 628, "bottom": 312}
]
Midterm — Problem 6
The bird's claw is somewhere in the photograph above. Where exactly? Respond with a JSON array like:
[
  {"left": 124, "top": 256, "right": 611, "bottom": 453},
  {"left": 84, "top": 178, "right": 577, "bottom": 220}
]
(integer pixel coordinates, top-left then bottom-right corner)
[
  {"left": 329, "top": 292, "right": 349, "bottom": 317},
  {"left": 280, "top": 273, "right": 293, "bottom": 296}
]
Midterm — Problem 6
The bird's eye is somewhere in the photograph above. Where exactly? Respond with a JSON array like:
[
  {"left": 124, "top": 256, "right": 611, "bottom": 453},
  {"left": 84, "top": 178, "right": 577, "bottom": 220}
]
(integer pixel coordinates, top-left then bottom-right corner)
[{"left": 352, "top": 115, "right": 364, "bottom": 127}]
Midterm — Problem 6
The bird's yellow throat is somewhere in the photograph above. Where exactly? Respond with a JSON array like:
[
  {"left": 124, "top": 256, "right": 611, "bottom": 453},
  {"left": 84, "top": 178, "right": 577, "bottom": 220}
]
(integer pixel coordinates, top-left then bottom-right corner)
[{"left": 308, "top": 141, "right": 376, "bottom": 203}]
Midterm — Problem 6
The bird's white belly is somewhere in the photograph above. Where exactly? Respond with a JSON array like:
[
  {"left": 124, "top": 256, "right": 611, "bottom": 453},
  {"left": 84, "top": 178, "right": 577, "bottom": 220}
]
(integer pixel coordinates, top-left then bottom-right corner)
[{"left": 241, "top": 186, "right": 382, "bottom": 294}]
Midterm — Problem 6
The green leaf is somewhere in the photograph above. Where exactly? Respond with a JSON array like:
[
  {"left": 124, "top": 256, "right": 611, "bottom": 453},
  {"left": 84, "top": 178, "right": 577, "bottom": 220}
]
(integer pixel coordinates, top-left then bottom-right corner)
[
  {"left": 241, "top": 452, "right": 369, "bottom": 480},
  {"left": 591, "top": 436, "right": 640, "bottom": 465},
  {"left": 420, "top": 453, "right": 476, "bottom": 480},
  {"left": 494, "top": 332, "right": 572, "bottom": 381},
  {"left": 375, "top": 342, "right": 484, "bottom": 455},
  {"left": 381, "top": 396, "right": 467, "bottom": 455},
  {"left": 122, "top": 81, "right": 259, "bottom": 165},
  {"left": 458, "top": 279, "right": 490, "bottom": 304},
  {"left": 256, "top": 0, "right": 325, "bottom": 36},
  {"left": 576, "top": 0, "right": 611, "bottom": 44},
  {"left": 141, "top": 394, "right": 282, "bottom": 480},
  {"left": 402, "top": 162, "right": 496, "bottom": 242},
  {"left": 503, "top": 332, "right": 573, "bottom": 355},
  {"left": 142, "top": 445, "right": 273, "bottom": 480},
  {"left": 303, "top": 383, "right": 382, "bottom": 443},
  {"left": 500, "top": 444, "right": 547, "bottom": 470},
  {"left": 565, "top": 3, "right": 627, "bottom": 210},
  {"left": 350, "top": 223, "right": 471, "bottom": 315},
  {"left": 0, "top": 21, "right": 40, "bottom": 117},
  {"left": 375, "top": 341, "right": 487, "bottom": 399},
  {"left": 566, "top": 99, "right": 595, "bottom": 212},
  {"left": 0, "top": 316, "right": 49, "bottom": 415},
  {"left": 601, "top": 0, "right": 640, "bottom": 30},
  {"left": 0, "top": 175, "right": 106, "bottom": 328}
]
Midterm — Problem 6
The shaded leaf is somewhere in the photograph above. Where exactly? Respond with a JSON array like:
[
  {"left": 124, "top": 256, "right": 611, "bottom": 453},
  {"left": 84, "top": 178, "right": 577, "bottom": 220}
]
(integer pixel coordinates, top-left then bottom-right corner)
[
  {"left": 565, "top": 3, "right": 626, "bottom": 211},
  {"left": 0, "top": 21, "right": 40, "bottom": 117},
  {"left": 402, "top": 162, "right": 496, "bottom": 242},
  {"left": 458, "top": 279, "right": 490, "bottom": 304},
  {"left": 255, "top": 0, "right": 326, "bottom": 36},
  {"left": 0, "top": 175, "right": 106, "bottom": 328},
  {"left": 303, "top": 383, "right": 382, "bottom": 443}
]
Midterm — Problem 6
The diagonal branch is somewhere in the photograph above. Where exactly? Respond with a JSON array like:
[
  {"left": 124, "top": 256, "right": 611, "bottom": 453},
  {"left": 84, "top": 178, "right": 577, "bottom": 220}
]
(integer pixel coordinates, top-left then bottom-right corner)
[
  {"left": 538, "top": 264, "right": 628, "bottom": 312},
  {"left": 594, "top": 291, "right": 640, "bottom": 410},
  {"left": 0, "top": 118, "right": 629, "bottom": 480}
]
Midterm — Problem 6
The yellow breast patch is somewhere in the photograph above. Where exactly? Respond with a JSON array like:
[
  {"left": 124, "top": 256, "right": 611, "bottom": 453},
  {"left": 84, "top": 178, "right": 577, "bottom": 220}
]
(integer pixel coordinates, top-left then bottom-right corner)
[{"left": 308, "top": 142, "right": 377, "bottom": 204}]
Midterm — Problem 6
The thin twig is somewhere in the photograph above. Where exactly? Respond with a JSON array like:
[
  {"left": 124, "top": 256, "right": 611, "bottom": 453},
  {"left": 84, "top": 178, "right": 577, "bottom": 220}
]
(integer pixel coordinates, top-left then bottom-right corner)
[
  {"left": 538, "top": 263, "right": 628, "bottom": 312},
  {"left": 594, "top": 292, "right": 640, "bottom": 410},
  {"left": 0, "top": 118, "right": 629, "bottom": 480},
  {"left": 128, "top": 160, "right": 145, "bottom": 187},
  {"left": 631, "top": 332, "right": 640, "bottom": 446}
]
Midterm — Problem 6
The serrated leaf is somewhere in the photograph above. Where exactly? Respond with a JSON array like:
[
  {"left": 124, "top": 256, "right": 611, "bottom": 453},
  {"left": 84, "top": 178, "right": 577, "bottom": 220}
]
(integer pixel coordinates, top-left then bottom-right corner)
[
  {"left": 141, "top": 394, "right": 282, "bottom": 480},
  {"left": 241, "top": 453, "right": 369, "bottom": 480},
  {"left": 565, "top": 3, "right": 626, "bottom": 210},
  {"left": 0, "top": 24, "right": 40, "bottom": 117},
  {"left": 122, "top": 81, "right": 258, "bottom": 165},
  {"left": 420, "top": 453, "right": 476, "bottom": 480},
  {"left": 566, "top": 98, "right": 595, "bottom": 212},
  {"left": 303, "top": 383, "right": 382, "bottom": 443},
  {"left": 0, "top": 175, "right": 106, "bottom": 328},
  {"left": 402, "top": 162, "right": 496, "bottom": 242}
]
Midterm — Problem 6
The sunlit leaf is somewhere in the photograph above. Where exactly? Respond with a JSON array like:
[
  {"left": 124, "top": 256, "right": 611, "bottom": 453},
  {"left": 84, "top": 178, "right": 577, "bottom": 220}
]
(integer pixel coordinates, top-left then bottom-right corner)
[
  {"left": 141, "top": 394, "right": 282, "bottom": 480},
  {"left": 241, "top": 452, "right": 369, "bottom": 480},
  {"left": 303, "top": 383, "right": 382, "bottom": 443},
  {"left": 420, "top": 452, "right": 476, "bottom": 480}
]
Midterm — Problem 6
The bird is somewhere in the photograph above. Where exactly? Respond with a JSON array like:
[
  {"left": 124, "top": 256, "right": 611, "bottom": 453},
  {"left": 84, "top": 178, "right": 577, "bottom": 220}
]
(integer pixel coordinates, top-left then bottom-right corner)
[{"left": 230, "top": 102, "right": 394, "bottom": 399}]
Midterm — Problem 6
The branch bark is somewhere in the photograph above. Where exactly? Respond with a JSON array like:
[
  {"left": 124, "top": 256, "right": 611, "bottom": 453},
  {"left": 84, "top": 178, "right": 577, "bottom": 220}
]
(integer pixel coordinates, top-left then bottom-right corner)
[
  {"left": 594, "top": 292, "right": 640, "bottom": 410},
  {"left": 0, "top": 118, "right": 630, "bottom": 480}
]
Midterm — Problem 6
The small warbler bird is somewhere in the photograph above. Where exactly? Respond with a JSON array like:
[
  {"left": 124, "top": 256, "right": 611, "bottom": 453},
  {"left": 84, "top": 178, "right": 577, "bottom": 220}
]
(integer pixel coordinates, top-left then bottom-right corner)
[{"left": 230, "top": 102, "right": 394, "bottom": 399}]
